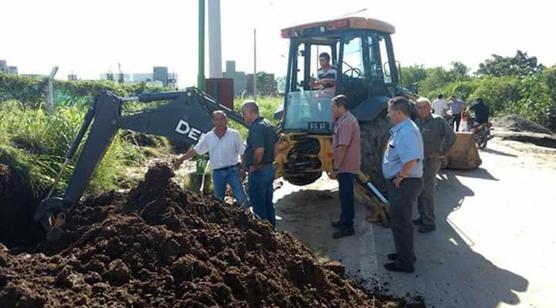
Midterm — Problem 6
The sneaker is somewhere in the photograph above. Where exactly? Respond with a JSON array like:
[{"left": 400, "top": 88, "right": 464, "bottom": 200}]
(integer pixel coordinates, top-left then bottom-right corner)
[
  {"left": 332, "top": 226, "right": 355, "bottom": 239},
  {"left": 384, "top": 262, "right": 414, "bottom": 273},
  {"left": 418, "top": 224, "right": 436, "bottom": 233},
  {"left": 331, "top": 220, "right": 343, "bottom": 229},
  {"left": 387, "top": 253, "right": 417, "bottom": 261},
  {"left": 412, "top": 218, "right": 424, "bottom": 226}
]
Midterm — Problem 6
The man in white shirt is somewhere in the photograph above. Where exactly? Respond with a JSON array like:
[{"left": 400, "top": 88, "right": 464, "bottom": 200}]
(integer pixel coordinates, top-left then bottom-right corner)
[
  {"left": 173, "top": 110, "right": 248, "bottom": 207},
  {"left": 432, "top": 94, "right": 449, "bottom": 118}
]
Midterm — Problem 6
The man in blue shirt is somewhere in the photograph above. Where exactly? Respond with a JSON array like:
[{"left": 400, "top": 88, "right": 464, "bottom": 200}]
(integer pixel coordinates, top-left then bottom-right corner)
[{"left": 382, "top": 96, "right": 424, "bottom": 273}]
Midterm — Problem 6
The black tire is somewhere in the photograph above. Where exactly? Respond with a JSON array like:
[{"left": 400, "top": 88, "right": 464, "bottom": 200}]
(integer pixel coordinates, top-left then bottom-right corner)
[
  {"left": 474, "top": 131, "right": 488, "bottom": 149},
  {"left": 359, "top": 110, "right": 391, "bottom": 193}
]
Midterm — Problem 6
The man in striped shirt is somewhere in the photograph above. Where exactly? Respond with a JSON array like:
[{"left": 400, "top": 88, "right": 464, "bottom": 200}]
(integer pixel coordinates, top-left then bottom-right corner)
[{"left": 314, "top": 52, "right": 337, "bottom": 90}]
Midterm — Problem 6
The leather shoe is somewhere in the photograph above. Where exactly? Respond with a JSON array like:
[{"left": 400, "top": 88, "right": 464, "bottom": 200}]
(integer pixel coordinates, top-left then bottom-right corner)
[
  {"left": 332, "top": 226, "right": 355, "bottom": 239},
  {"left": 412, "top": 218, "right": 423, "bottom": 226},
  {"left": 331, "top": 220, "right": 343, "bottom": 229},
  {"left": 384, "top": 262, "right": 414, "bottom": 273},
  {"left": 387, "top": 253, "right": 416, "bottom": 261},
  {"left": 418, "top": 224, "right": 436, "bottom": 233}
]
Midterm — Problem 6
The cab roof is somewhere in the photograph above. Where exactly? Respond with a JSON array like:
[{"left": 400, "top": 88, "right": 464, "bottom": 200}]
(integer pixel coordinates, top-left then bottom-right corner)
[{"left": 281, "top": 17, "right": 395, "bottom": 38}]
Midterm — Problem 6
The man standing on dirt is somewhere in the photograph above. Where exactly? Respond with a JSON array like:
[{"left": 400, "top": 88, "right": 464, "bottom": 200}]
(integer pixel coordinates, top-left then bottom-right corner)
[
  {"left": 382, "top": 96, "right": 424, "bottom": 273},
  {"left": 241, "top": 101, "right": 279, "bottom": 228},
  {"left": 173, "top": 110, "right": 249, "bottom": 208},
  {"left": 328, "top": 95, "right": 360, "bottom": 239},
  {"left": 414, "top": 98, "right": 456, "bottom": 233}
]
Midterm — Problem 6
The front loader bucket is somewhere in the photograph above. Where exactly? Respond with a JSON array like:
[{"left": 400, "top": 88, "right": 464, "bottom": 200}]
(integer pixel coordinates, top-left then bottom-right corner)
[{"left": 445, "top": 132, "right": 482, "bottom": 170}]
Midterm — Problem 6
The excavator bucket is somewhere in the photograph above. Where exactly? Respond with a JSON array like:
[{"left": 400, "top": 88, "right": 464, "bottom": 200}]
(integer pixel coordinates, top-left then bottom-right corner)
[{"left": 445, "top": 132, "right": 482, "bottom": 170}]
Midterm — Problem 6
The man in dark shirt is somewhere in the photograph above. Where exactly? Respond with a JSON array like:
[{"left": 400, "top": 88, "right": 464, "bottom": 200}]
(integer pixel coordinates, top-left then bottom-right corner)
[
  {"left": 241, "top": 100, "right": 279, "bottom": 228},
  {"left": 468, "top": 98, "right": 490, "bottom": 124},
  {"left": 415, "top": 98, "right": 456, "bottom": 233}
]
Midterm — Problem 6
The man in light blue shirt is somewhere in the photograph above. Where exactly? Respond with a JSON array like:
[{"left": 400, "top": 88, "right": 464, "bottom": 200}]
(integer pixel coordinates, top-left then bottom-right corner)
[{"left": 382, "top": 96, "right": 424, "bottom": 273}]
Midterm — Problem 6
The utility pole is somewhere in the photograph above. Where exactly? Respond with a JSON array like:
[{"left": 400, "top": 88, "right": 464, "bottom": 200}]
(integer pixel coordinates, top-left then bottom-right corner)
[
  {"left": 253, "top": 28, "right": 257, "bottom": 101},
  {"left": 46, "top": 66, "right": 58, "bottom": 115},
  {"left": 197, "top": 0, "right": 206, "bottom": 91}
]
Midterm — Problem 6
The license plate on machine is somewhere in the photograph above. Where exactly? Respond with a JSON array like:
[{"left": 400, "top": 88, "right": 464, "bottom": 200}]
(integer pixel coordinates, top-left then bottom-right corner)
[{"left": 308, "top": 121, "right": 330, "bottom": 131}]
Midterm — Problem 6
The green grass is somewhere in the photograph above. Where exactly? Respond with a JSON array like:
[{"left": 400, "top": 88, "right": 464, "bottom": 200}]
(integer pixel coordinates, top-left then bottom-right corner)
[
  {"left": 229, "top": 96, "right": 283, "bottom": 138},
  {"left": 0, "top": 100, "right": 145, "bottom": 198}
]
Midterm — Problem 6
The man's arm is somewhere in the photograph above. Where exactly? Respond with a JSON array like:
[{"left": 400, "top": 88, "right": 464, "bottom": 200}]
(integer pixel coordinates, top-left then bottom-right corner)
[
  {"left": 333, "top": 145, "right": 348, "bottom": 170},
  {"left": 443, "top": 119, "right": 457, "bottom": 152},
  {"left": 173, "top": 147, "right": 198, "bottom": 169},
  {"left": 393, "top": 159, "right": 417, "bottom": 188},
  {"left": 250, "top": 147, "right": 265, "bottom": 171}
]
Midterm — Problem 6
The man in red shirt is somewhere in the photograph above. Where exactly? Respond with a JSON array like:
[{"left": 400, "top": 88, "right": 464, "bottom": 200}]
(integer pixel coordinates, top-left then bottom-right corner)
[{"left": 328, "top": 95, "right": 361, "bottom": 239}]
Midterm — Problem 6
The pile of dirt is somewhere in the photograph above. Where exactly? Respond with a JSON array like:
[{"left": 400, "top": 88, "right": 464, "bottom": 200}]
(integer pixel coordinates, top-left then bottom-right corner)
[
  {"left": 0, "top": 161, "right": 403, "bottom": 307},
  {"left": 0, "top": 164, "right": 44, "bottom": 248},
  {"left": 493, "top": 114, "right": 553, "bottom": 134}
]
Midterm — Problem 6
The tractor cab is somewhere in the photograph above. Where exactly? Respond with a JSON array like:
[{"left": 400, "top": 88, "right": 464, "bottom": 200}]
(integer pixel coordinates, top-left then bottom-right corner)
[{"left": 281, "top": 17, "right": 400, "bottom": 133}]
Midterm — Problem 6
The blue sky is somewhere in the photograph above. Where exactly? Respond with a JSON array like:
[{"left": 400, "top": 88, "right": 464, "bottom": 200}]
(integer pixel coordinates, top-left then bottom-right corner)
[{"left": 1, "top": 0, "right": 555, "bottom": 87}]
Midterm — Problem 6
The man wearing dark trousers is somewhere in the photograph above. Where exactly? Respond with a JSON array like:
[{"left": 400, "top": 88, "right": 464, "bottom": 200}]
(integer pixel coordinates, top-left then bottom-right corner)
[
  {"left": 415, "top": 97, "right": 456, "bottom": 233},
  {"left": 328, "top": 95, "right": 361, "bottom": 239},
  {"left": 382, "top": 96, "right": 424, "bottom": 273},
  {"left": 241, "top": 100, "right": 279, "bottom": 228}
]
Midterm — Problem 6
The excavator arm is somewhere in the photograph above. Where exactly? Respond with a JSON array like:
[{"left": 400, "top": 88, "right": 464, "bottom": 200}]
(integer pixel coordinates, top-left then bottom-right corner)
[{"left": 34, "top": 88, "right": 247, "bottom": 233}]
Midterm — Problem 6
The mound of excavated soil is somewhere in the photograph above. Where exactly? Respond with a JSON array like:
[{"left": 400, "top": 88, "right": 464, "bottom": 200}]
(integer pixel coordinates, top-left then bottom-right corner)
[
  {"left": 0, "top": 164, "right": 44, "bottom": 248},
  {"left": 0, "top": 161, "right": 404, "bottom": 307},
  {"left": 493, "top": 114, "right": 552, "bottom": 134}
]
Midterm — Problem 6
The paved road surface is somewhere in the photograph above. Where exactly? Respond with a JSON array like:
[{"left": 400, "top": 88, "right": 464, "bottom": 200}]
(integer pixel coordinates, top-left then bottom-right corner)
[{"left": 274, "top": 138, "right": 556, "bottom": 308}]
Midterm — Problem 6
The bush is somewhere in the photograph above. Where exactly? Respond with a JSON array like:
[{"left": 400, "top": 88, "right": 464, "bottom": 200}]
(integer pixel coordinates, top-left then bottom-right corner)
[
  {"left": 0, "top": 73, "right": 171, "bottom": 109},
  {"left": 0, "top": 101, "right": 145, "bottom": 197}
]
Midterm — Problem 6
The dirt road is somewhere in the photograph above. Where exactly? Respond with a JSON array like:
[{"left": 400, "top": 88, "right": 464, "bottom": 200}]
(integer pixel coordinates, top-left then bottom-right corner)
[{"left": 274, "top": 136, "right": 556, "bottom": 307}]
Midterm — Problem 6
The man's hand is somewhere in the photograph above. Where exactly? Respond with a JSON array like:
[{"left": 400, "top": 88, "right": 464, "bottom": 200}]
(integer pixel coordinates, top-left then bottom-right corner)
[
  {"left": 172, "top": 157, "right": 184, "bottom": 170},
  {"left": 328, "top": 170, "right": 337, "bottom": 180},
  {"left": 393, "top": 175, "right": 405, "bottom": 189},
  {"left": 430, "top": 152, "right": 445, "bottom": 161}
]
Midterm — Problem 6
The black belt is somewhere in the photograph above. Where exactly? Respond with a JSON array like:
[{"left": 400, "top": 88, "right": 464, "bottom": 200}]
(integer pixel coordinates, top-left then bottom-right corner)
[{"left": 213, "top": 163, "right": 240, "bottom": 172}]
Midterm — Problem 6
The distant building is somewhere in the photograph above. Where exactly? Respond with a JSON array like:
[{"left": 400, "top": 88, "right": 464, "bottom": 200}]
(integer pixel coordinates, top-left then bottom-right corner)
[
  {"left": 153, "top": 66, "right": 168, "bottom": 86},
  {"left": 247, "top": 72, "right": 277, "bottom": 96},
  {"left": 67, "top": 74, "right": 79, "bottom": 81},
  {"left": 223, "top": 61, "right": 247, "bottom": 96},
  {"left": 0, "top": 60, "right": 18, "bottom": 75},
  {"left": 101, "top": 66, "right": 177, "bottom": 87}
]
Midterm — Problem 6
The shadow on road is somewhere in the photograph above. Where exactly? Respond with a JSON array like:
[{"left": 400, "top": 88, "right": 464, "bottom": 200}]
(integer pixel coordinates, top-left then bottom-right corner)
[
  {"left": 446, "top": 167, "right": 500, "bottom": 181},
  {"left": 274, "top": 170, "right": 528, "bottom": 307},
  {"left": 481, "top": 147, "right": 518, "bottom": 158},
  {"left": 409, "top": 170, "right": 529, "bottom": 307}
]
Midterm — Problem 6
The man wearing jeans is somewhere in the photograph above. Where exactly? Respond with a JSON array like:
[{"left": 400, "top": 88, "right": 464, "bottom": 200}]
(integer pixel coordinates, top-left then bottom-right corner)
[
  {"left": 241, "top": 100, "right": 279, "bottom": 228},
  {"left": 328, "top": 95, "right": 361, "bottom": 239},
  {"left": 173, "top": 110, "right": 248, "bottom": 207},
  {"left": 382, "top": 96, "right": 424, "bottom": 273}
]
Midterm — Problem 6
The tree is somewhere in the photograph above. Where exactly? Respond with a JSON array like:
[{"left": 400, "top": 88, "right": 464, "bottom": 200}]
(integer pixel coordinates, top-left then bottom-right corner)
[
  {"left": 400, "top": 65, "right": 427, "bottom": 88},
  {"left": 476, "top": 50, "right": 544, "bottom": 78},
  {"left": 448, "top": 61, "right": 470, "bottom": 81}
]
